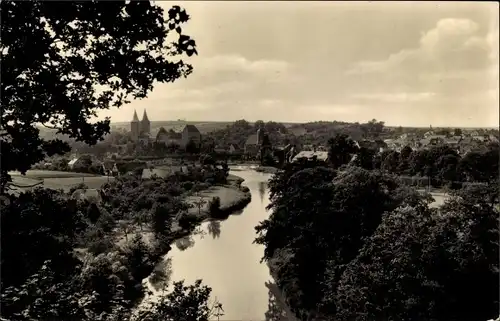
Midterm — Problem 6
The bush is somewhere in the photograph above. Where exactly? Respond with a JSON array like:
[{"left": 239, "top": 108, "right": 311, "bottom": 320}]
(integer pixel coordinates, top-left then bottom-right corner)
[
  {"left": 208, "top": 197, "right": 221, "bottom": 217},
  {"left": 87, "top": 236, "right": 115, "bottom": 255},
  {"left": 68, "top": 183, "right": 88, "bottom": 195},
  {"left": 182, "top": 181, "right": 194, "bottom": 191},
  {"left": 178, "top": 213, "right": 200, "bottom": 231}
]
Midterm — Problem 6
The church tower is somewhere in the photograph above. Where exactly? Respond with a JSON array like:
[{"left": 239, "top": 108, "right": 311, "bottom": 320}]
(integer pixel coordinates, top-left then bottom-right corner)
[
  {"left": 257, "top": 126, "right": 265, "bottom": 145},
  {"left": 130, "top": 110, "right": 140, "bottom": 140},
  {"left": 140, "top": 109, "right": 151, "bottom": 136}
]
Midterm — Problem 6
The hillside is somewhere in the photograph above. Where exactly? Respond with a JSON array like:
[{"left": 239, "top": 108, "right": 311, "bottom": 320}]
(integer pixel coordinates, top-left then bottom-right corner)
[{"left": 111, "top": 121, "right": 234, "bottom": 134}]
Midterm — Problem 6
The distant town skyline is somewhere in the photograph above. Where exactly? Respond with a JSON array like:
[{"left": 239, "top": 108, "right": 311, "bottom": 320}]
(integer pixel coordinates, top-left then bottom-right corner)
[{"left": 97, "top": 1, "right": 499, "bottom": 128}]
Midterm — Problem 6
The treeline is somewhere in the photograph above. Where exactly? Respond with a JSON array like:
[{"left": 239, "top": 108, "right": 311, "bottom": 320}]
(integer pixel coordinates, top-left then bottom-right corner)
[
  {"left": 255, "top": 159, "right": 499, "bottom": 321},
  {"left": 327, "top": 134, "right": 499, "bottom": 188},
  {"left": 1, "top": 164, "right": 231, "bottom": 320}
]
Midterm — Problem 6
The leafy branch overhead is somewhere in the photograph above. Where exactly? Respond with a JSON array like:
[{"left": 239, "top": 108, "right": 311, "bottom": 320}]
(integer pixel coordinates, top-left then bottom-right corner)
[{"left": 0, "top": 1, "right": 197, "bottom": 187}]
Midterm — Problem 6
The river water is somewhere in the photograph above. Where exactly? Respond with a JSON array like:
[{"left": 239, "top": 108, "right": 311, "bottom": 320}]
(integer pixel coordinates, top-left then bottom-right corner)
[
  {"left": 142, "top": 168, "right": 448, "bottom": 320},
  {"left": 147, "top": 169, "right": 294, "bottom": 321}
]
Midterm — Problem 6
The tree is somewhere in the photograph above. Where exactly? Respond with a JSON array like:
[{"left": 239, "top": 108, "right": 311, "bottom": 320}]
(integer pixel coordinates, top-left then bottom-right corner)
[
  {"left": 200, "top": 154, "right": 215, "bottom": 166},
  {"left": 352, "top": 147, "right": 376, "bottom": 170},
  {"left": 1, "top": 260, "right": 87, "bottom": 320},
  {"left": 458, "top": 151, "right": 484, "bottom": 182},
  {"left": 134, "top": 280, "right": 223, "bottom": 321},
  {"left": 186, "top": 139, "right": 200, "bottom": 154},
  {"left": 327, "top": 134, "right": 359, "bottom": 169},
  {"left": 363, "top": 119, "right": 385, "bottom": 139},
  {"left": 1, "top": 188, "right": 85, "bottom": 287},
  {"left": 1, "top": 1, "right": 197, "bottom": 192},
  {"left": 397, "top": 145, "right": 413, "bottom": 174},
  {"left": 255, "top": 166, "right": 423, "bottom": 319},
  {"left": 333, "top": 188, "right": 499, "bottom": 321},
  {"left": 435, "top": 153, "right": 460, "bottom": 185},
  {"left": 381, "top": 151, "right": 400, "bottom": 173},
  {"left": 453, "top": 128, "right": 463, "bottom": 136}
]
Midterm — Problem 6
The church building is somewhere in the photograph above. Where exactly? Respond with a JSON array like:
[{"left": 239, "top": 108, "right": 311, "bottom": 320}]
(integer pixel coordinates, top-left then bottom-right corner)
[{"left": 130, "top": 109, "right": 151, "bottom": 141}]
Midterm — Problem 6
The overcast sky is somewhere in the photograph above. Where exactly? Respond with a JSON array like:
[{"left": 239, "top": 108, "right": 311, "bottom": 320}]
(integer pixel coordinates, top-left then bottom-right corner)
[{"left": 99, "top": 1, "right": 499, "bottom": 127}]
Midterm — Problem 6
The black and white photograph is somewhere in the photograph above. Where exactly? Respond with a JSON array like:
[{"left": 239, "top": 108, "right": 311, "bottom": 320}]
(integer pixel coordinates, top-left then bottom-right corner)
[{"left": 1, "top": 1, "right": 499, "bottom": 321}]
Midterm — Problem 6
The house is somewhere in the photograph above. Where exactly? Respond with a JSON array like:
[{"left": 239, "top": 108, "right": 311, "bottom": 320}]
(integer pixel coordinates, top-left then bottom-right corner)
[
  {"left": 181, "top": 124, "right": 201, "bottom": 148},
  {"left": 291, "top": 151, "right": 328, "bottom": 163},
  {"left": 68, "top": 155, "right": 93, "bottom": 169},
  {"left": 141, "top": 168, "right": 173, "bottom": 179},
  {"left": 213, "top": 147, "right": 227, "bottom": 154},
  {"left": 383, "top": 139, "right": 402, "bottom": 152},
  {"left": 445, "top": 136, "right": 462, "bottom": 148},
  {"left": 245, "top": 134, "right": 260, "bottom": 156},
  {"left": 156, "top": 127, "right": 182, "bottom": 146},
  {"left": 71, "top": 189, "right": 102, "bottom": 204},
  {"left": 102, "top": 162, "right": 119, "bottom": 176},
  {"left": 357, "top": 140, "right": 387, "bottom": 151},
  {"left": 228, "top": 143, "right": 241, "bottom": 154},
  {"left": 245, "top": 127, "right": 270, "bottom": 157}
]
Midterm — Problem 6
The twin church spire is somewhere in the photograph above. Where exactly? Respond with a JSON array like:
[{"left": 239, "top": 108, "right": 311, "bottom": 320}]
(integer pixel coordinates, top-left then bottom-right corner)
[
  {"left": 130, "top": 109, "right": 151, "bottom": 140},
  {"left": 132, "top": 109, "right": 148, "bottom": 123}
]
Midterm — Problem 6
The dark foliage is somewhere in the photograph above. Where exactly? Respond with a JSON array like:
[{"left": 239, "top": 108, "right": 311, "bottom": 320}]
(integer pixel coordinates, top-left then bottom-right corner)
[
  {"left": 1, "top": 0, "right": 197, "bottom": 191},
  {"left": 256, "top": 147, "right": 499, "bottom": 321}
]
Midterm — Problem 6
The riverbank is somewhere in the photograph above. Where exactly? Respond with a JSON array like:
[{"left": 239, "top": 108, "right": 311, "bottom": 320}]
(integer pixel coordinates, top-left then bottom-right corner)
[
  {"left": 254, "top": 165, "right": 279, "bottom": 174},
  {"left": 184, "top": 177, "right": 252, "bottom": 221},
  {"left": 115, "top": 173, "right": 251, "bottom": 248}
]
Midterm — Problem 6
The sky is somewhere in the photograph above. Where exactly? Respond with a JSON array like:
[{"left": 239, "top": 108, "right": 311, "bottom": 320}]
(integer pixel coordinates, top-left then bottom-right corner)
[{"left": 99, "top": 1, "right": 499, "bottom": 127}]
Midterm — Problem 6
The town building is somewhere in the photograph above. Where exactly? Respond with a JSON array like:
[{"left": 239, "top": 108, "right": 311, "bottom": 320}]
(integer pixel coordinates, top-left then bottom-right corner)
[
  {"left": 155, "top": 124, "right": 201, "bottom": 149},
  {"left": 156, "top": 127, "right": 182, "bottom": 146},
  {"left": 228, "top": 143, "right": 241, "bottom": 154},
  {"left": 245, "top": 127, "right": 270, "bottom": 157},
  {"left": 291, "top": 150, "right": 329, "bottom": 163},
  {"left": 181, "top": 124, "right": 202, "bottom": 148},
  {"left": 130, "top": 109, "right": 151, "bottom": 141}
]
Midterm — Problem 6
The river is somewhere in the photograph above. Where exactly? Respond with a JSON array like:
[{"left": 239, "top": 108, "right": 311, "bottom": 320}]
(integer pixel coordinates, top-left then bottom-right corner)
[
  {"left": 142, "top": 168, "right": 448, "bottom": 320},
  {"left": 144, "top": 168, "right": 294, "bottom": 321}
]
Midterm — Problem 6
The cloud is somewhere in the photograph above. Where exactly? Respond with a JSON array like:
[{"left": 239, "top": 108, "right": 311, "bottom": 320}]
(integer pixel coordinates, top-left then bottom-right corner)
[
  {"left": 97, "top": 5, "right": 497, "bottom": 127},
  {"left": 343, "top": 17, "right": 498, "bottom": 126},
  {"left": 352, "top": 92, "right": 437, "bottom": 104},
  {"left": 347, "top": 18, "right": 495, "bottom": 76}
]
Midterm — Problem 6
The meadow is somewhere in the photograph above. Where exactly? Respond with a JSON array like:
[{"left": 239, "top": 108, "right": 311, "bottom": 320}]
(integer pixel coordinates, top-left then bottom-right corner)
[{"left": 10, "top": 170, "right": 112, "bottom": 192}]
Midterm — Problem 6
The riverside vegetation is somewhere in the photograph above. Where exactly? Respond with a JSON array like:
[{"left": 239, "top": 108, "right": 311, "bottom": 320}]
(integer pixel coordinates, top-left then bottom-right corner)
[
  {"left": 254, "top": 154, "right": 499, "bottom": 321},
  {"left": 0, "top": 1, "right": 226, "bottom": 320}
]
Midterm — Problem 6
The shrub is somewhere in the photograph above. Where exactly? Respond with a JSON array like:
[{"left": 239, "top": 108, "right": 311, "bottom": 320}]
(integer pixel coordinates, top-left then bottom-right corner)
[
  {"left": 87, "top": 236, "right": 115, "bottom": 255},
  {"left": 182, "top": 181, "right": 194, "bottom": 191},
  {"left": 208, "top": 197, "right": 221, "bottom": 217},
  {"left": 178, "top": 213, "right": 200, "bottom": 230},
  {"left": 68, "top": 183, "right": 88, "bottom": 195}
]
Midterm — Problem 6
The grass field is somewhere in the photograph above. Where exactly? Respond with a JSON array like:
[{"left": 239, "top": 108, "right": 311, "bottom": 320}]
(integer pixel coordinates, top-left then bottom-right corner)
[
  {"left": 10, "top": 170, "right": 112, "bottom": 193},
  {"left": 9, "top": 170, "right": 99, "bottom": 179}
]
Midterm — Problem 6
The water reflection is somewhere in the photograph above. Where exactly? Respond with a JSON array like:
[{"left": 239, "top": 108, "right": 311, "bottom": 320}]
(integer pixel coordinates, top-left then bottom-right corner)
[
  {"left": 175, "top": 235, "right": 195, "bottom": 251},
  {"left": 174, "top": 227, "right": 206, "bottom": 251},
  {"left": 207, "top": 220, "right": 222, "bottom": 239},
  {"left": 265, "top": 280, "right": 296, "bottom": 321},
  {"left": 149, "top": 257, "right": 172, "bottom": 292},
  {"left": 154, "top": 170, "right": 275, "bottom": 320},
  {"left": 258, "top": 181, "right": 267, "bottom": 204}
]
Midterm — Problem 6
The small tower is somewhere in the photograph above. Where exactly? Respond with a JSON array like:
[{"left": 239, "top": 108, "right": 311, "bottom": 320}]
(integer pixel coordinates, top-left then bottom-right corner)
[
  {"left": 140, "top": 109, "right": 151, "bottom": 136},
  {"left": 130, "top": 110, "right": 140, "bottom": 140},
  {"left": 257, "top": 127, "right": 264, "bottom": 145}
]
